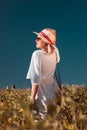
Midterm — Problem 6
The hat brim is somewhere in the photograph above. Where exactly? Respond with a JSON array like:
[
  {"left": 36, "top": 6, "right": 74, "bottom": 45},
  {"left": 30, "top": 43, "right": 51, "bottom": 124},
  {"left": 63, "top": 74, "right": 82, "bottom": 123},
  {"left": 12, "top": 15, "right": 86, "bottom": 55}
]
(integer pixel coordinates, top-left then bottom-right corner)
[
  {"left": 33, "top": 31, "right": 39, "bottom": 35},
  {"left": 33, "top": 31, "right": 50, "bottom": 43},
  {"left": 33, "top": 31, "right": 56, "bottom": 49}
]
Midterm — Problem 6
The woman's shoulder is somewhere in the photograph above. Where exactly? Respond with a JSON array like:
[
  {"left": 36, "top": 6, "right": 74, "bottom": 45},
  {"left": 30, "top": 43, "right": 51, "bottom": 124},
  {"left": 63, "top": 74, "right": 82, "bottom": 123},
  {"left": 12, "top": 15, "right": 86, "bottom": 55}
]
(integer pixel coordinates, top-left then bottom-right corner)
[
  {"left": 32, "top": 50, "right": 44, "bottom": 56},
  {"left": 31, "top": 50, "right": 44, "bottom": 60}
]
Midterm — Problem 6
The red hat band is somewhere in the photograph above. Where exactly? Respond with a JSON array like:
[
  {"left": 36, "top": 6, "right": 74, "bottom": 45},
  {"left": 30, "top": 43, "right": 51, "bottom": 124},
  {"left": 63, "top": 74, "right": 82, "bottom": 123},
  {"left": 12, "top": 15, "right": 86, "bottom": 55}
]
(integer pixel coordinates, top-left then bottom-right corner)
[{"left": 40, "top": 31, "right": 53, "bottom": 45}]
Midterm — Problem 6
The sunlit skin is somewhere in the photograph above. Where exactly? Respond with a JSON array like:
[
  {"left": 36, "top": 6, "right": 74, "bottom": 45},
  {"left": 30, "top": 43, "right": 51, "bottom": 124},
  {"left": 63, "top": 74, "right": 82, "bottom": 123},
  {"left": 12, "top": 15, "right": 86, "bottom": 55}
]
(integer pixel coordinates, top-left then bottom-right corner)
[{"left": 35, "top": 37, "right": 45, "bottom": 49}]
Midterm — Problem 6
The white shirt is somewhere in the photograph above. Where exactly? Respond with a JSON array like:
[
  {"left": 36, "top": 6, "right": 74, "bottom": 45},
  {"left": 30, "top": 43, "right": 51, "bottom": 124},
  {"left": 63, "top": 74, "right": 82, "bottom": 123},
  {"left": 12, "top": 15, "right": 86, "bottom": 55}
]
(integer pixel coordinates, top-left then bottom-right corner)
[{"left": 26, "top": 47, "right": 60, "bottom": 114}]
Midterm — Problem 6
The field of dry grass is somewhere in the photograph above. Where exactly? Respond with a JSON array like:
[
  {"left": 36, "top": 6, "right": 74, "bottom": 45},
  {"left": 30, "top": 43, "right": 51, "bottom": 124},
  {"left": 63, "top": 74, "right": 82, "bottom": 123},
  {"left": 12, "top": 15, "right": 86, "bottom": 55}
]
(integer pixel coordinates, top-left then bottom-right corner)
[{"left": 0, "top": 85, "right": 87, "bottom": 130}]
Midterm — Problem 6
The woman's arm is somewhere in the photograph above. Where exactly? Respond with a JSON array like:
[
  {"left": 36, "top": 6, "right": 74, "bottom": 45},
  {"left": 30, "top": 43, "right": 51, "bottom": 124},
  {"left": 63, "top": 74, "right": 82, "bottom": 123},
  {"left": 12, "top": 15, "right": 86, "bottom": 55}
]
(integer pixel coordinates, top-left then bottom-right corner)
[{"left": 31, "top": 84, "right": 39, "bottom": 103}]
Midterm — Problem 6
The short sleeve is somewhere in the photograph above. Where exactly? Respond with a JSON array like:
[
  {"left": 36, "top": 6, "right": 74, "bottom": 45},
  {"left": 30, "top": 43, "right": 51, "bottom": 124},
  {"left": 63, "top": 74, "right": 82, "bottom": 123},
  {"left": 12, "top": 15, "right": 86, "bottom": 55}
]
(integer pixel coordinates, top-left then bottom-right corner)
[{"left": 26, "top": 51, "right": 41, "bottom": 85}]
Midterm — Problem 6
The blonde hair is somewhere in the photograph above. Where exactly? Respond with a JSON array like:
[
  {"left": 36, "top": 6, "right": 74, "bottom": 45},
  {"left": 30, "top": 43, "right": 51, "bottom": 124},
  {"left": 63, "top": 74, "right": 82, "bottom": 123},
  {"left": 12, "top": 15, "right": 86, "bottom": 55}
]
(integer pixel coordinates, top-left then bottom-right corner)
[{"left": 43, "top": 43, "right": 55, "bottom": 55}]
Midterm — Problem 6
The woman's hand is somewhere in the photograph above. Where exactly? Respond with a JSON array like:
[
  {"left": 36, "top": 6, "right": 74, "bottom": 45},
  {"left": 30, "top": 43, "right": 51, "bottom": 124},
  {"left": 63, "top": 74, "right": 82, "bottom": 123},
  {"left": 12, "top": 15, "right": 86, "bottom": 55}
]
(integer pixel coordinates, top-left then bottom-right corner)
[{"left": 29, "top": 100, "right": 38, "bottom": 111}]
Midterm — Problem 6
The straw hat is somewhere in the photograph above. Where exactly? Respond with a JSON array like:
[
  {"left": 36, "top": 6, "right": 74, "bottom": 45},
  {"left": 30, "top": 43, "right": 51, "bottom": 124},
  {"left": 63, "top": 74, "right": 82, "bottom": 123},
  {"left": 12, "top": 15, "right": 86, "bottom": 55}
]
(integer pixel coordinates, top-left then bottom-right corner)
[{"left": 33, "top": 28, "right": 56, "bottom": 47}]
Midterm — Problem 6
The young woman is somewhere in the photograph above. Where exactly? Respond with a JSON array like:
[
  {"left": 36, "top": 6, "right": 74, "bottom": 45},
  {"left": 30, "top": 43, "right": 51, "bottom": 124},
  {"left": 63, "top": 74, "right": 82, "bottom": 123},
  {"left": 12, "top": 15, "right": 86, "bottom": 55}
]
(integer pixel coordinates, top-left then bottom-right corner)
[{"left": 26, "top": 28, "right": 60, "bottom": 118}]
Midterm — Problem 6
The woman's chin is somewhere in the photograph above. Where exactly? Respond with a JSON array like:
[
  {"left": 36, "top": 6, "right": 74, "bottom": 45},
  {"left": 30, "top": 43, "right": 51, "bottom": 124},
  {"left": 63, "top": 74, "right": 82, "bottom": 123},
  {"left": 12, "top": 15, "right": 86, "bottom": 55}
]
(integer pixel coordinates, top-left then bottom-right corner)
[{"left": 36, "top": 45, "right": 40, "bottom": 48}]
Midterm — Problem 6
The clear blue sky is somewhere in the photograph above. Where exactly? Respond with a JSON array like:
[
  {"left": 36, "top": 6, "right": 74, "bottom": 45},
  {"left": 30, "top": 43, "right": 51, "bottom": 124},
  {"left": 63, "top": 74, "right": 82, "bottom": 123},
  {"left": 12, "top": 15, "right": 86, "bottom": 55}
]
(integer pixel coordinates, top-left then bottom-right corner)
[{"left": 0, "top": 0, "right": 87, "bottom": 88}]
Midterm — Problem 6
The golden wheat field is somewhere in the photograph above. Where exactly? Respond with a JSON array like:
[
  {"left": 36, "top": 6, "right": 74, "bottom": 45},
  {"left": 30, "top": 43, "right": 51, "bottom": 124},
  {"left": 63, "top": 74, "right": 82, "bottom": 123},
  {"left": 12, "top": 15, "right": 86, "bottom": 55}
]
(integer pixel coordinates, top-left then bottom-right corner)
[{"left": 0, "top": 85, "right": 87, "bottom": 130}]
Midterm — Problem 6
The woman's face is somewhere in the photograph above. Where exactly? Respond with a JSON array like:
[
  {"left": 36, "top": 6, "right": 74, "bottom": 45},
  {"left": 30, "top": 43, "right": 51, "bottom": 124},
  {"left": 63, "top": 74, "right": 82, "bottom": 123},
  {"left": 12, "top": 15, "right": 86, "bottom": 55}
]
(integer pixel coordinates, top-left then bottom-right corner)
[{"left": 35, "top": 37, "right": 45, "bottom": 49}]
